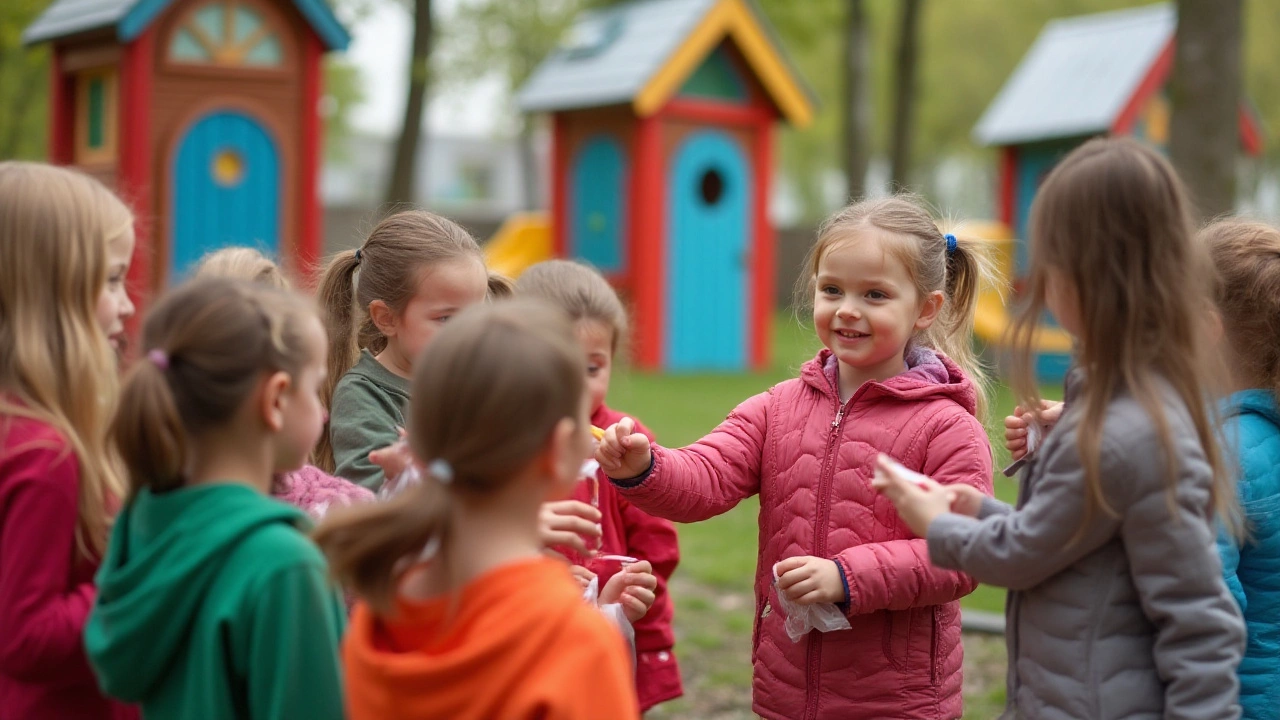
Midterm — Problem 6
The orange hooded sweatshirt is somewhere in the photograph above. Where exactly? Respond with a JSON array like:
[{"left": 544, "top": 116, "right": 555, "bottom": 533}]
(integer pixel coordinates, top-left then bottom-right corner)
[{"left": 343, "top": 557, "right": 639, "bottom": 720}]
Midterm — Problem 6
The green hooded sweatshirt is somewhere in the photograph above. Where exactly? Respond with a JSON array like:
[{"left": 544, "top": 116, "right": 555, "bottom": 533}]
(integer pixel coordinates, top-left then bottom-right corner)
[{"left": 85, "top": 483, "right": 346, "bottom": 720}]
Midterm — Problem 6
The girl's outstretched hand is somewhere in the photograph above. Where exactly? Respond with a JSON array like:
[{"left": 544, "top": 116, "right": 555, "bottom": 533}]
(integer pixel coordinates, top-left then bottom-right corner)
[
  {"left": 871, "top": 454, "right": 952, "bottom": 537},
  {"left": 599, "top": 560, "right": 658, "bottom": 623},
  {"left": 595, "top": 417, "right": 652, "bottom": 480},
  {"left": 1005, "top": 400, "right": 1064, "bottom": 460},
  {"left": 539, "top": 500, "right": 603, "bottom": 555},
  {"left": 775, "top": 556, "right": 846, "bottom": 605}
]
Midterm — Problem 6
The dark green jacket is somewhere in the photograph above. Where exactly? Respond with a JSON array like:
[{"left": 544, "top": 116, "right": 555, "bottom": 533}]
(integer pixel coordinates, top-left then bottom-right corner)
[{"left": 330, "top": 349, "right": 411, "bottom": 490}]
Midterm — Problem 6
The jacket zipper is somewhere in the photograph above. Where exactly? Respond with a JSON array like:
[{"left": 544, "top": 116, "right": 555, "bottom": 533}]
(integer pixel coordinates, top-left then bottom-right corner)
[{"left": 804, "top": 397, "right": 849, "bottom": 720}]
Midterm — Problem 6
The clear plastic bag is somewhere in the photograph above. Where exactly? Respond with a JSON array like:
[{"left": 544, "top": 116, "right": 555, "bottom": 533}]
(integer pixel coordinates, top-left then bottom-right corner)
[
  {"left": 772, "top": 565, "right": 851, "bottom": 643},
  {"left": 583, "top": 575, "right": 636, "bottom": 665}
]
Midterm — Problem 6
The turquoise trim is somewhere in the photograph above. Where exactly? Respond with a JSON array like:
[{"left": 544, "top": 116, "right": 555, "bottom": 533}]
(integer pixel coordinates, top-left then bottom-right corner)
[
  {"left": 119, "top": 0, "right": 349, "bottom": 50},
  {"left": 679, "top": 46, "right": 747, "bottom": 103}
]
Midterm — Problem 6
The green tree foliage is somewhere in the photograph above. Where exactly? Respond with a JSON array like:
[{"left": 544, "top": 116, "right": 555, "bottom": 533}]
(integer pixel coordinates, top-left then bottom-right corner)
[{"left": 0, "top": 0, "right": 50, "bottom": 160}]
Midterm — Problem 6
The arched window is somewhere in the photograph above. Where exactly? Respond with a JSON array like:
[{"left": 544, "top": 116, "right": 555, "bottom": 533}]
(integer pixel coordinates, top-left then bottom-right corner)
[{"left": 169, "top": 0, "right": 284, "bottom": 68}]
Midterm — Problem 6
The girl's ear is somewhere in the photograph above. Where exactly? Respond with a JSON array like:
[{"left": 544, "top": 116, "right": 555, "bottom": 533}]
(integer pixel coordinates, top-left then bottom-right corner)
[
  {"left": 914, "top": 290, "right": 945, "bottom": 331},
  {"left": 369, "top": 299, "right": 397, "bottom": 338},
  {"left": 540, "top": 417, "right": 581, "bottom": 493},
  {"left": 260, "top": 371, "right": 292, "bottom": 432}
]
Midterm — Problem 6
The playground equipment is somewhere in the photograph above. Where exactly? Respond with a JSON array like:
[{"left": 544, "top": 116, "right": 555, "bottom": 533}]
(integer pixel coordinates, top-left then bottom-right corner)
[
  {"left": 24, "top": 0, "right": 349, "bottom": 323},
  {"left": 972, "top": 2, "right": 1264, "bottom": 380},
  {"left": 513, "top": 0, "right": 814, "bottom": 372},
  {"left": 484, "top": 212, "right": 554, "bottom": 279}
]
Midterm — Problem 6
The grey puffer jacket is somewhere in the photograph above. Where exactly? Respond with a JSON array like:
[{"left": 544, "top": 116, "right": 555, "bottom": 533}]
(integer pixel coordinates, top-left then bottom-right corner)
[{"left": 928, "top": 374, "right": 1245, "bottom": 720}]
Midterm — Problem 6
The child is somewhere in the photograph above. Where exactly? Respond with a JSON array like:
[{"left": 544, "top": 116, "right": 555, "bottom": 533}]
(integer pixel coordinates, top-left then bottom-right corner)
[
  {"left": 316, "top": 210, "right": 490, "bottom": 490},
  {"left": 516, "top": 259, "right": 683, "bottom": 711},
  {"left": 0, "top": 162, "right": 137, "bottom": 719},
  {"left": 85, "top": 278, "right": 345, "bottom": 720},
  {"left": 1203, "top": 220, "right": 1280, "bottom": 720},
  {"left": 314, "top": 300, "right": 640, "bottom": 720},
  {"left": 597, "top": 195, "right": 996, "bottom": 719},
  {"left": 195, "top": 246, "right": 374, "bottom": 519},
  {"left": 873, "top": 138, "right": 1245, "bottom": 719}
]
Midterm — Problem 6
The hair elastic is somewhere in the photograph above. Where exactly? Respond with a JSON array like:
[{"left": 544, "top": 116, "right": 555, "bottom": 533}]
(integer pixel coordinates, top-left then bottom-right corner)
[
  {"left": 944, "top": 233, "right": 958, "bottom": 256},
  {"left": 427, "top": 458, "right": 453, "bottom": 484},
  {"left": 354, "top": 248, "right": 363, "bottom": 264},
  {"left": 146, "top": 349, "right": 169, "bottom": 370}
]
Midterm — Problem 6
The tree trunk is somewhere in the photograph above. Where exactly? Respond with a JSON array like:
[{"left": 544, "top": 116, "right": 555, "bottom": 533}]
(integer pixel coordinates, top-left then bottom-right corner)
[
  {"left": 516, "top": 116, "right": 538, "bottom": 210},
  {"left": 385, "top": 0, "right": 433, "bottom": 206},
  {"left": 1169, "top": 0, "right": 1242, "bottom": 219},
  {"left": 843, "top": 0, "right": 870, "bottom": 200},
  {"left": 889, "top": 0, "right": 922, "bottom": 190}
]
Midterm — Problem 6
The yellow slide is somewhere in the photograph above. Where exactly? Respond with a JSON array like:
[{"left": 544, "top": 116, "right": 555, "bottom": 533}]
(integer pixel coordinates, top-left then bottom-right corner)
[
  {"left": 952, "top": 221, "right": 1072, "bottom": 354},
  {"left": 484, "top": 211, "right": 554, "bottom": 279}
]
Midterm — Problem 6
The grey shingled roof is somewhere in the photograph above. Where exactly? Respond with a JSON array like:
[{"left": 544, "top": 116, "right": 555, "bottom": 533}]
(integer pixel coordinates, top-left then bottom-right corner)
[
  {"left": 973, "top": 2, "right": 1175, "bottom": 147},
  {"left": 24, "top": 0, "right": 136, "bottom": 45},
  {"left": 518, "top": 0, "right": 718, "bottom": 113}
]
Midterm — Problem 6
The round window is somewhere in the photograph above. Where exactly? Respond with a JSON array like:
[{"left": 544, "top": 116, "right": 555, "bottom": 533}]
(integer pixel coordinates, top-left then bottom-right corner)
[
  {"left": 699, "top": 168, "right": 724, "bottom": 206},
  {"left": 212, "top": 149, "right": 245, "bottom": 187}
]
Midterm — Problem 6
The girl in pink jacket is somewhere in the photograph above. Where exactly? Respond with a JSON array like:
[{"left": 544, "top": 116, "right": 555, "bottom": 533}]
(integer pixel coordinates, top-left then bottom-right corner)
[{"left": 598, "top": 196, "right": 995, "bottom": 720}]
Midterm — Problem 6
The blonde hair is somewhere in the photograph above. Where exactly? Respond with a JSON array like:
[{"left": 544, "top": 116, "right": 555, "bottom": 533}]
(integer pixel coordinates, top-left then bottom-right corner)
[
  {"left": 0, "top": 161, "right": 129, "bottom": 559},
  {"left": 113, "top": 278, "right": 316, "bottom": 496},
  {"left": 314, "top": 300, "right": 585, "bottom": 613},
  {"left": 1201, "top": 220, "right": 1280, "bottom": 401},
  {"left": 314, "top": 211, "right": 484, "bottom": 471},
  {"left": 1010, "top": 137, "right": 1234, "bottom": 538},
  {"left": 800, "top": 194, "right": 995, "bottom": 417},
  {"left": 514, "top": 260, "right": 628, "bottom": 353},
  {"left": 486, "top": 271, "right": 515, "bottom": 300},
  {"left": 194, "top": 247, "right": 290, "bottom": 290}
]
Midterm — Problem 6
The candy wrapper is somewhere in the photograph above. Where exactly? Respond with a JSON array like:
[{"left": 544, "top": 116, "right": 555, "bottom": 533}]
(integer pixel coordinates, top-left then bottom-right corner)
[{"left": 772, "top": 564, "right": 850, "bottom": 643}]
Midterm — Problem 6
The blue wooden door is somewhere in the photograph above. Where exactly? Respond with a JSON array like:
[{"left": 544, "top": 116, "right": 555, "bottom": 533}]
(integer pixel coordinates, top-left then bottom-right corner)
[
  {"left": 666, "top": 131, "right": 750, "bottom": 371},
  {"left": 570, "top": 135, "right": 627, "bottom": 273},
  {"left": 171, "top": 111, "right": 280, "bottom": 279}
]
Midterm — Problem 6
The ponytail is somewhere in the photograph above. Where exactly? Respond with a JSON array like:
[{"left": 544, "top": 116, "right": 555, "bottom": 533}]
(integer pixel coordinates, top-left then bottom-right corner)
[
  {"left": 112, "top": 356, "right": 188, "bottom": 497},
  {"left": 486, "top": 271, "right": 514, "bottom": 300},
  {"left": 933, "top": 234, "right": 996, "bottom": 419},
  {"left": 315, "top": 249, "right": 361, "bottom": 472},
  {"left": 314, "top": 477, "right": 452, "bottom": 613}
]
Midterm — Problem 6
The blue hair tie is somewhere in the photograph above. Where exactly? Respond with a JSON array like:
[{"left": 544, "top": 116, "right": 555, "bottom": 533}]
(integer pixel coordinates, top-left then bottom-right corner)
[{"left": 944, "top": 233, "right": 958, "bottom": 256}]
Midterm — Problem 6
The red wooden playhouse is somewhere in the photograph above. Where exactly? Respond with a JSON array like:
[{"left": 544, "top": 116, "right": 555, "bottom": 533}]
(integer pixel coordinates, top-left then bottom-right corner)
[
  {"left": 517, "top": 0, "right": 814, "bottom": 372},
  {"left": 24, "top": 0, "right": 350, "bottom": 319}
]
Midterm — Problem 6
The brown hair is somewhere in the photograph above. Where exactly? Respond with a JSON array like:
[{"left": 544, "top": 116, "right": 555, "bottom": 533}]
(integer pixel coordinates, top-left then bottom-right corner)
[
  {"left": 1202, "top": 219, "right": 1280, "bottom": 400},
  {"left": 314, "top": 299, "right": 585, "bottom": 612},
  {"left": 1009, "top": 137, "right": 1234, "bottom": 537},
  {"left": 486, "top": 271, "right": 515, "bottom": 299},
  {"left": 113, "top": 277, "right": 317, "bottom": 496},
  {"left": 194, "top": 246, "right": 290, "bottom": 290},
  {"left": 0, "top": 161, "right": 129, "bottom": 559},
  {"left": 514, "top": 260, "right": 628, "bottom": 353},
  {"left": 799, "top": 194, "right": 995, "bottom": 416},
  {"left": 314, "top": 210, "right": 484, "bottom": 471}
]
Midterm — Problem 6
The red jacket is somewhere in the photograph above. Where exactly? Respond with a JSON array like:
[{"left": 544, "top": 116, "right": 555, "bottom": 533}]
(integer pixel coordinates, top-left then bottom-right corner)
[
  {"left": 556, "top": 405, "right": 682, "bottom": 712},
  {"left": 613, "top": 349, "right": 993, "bottom": 720},
  {"left": 0, "top": 414, "right": 138, "bottom": 720}
]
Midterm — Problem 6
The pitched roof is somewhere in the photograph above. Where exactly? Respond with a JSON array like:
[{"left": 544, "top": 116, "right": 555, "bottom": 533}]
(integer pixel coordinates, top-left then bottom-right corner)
[
  {"left": 24, "top": 0, "right": 350, "bottom": 51},
  {"left": 518, "top": 0, "right": 813, "bottom": 127},
  {"left": 973, "top": 3, "right": 1174, "bottom": 147}
]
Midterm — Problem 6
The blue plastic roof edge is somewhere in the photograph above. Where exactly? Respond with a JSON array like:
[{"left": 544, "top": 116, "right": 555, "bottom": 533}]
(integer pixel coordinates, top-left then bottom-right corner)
[{"left": 119, "top": 0, "right": 350, "bottom": 50}]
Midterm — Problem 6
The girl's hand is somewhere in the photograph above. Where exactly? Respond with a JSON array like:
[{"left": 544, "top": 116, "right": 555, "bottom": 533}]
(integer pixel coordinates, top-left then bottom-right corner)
[
  {"left": 599, "top": 560, "right": 658, "bottom": 623},
  {"left": 569, "top": 564, "right": 596, "bottom": 591},
  {"left": 369, "top": 426, "right": 414, "bottom": 480},
  {"left": 948, "top": 484, "right": 987, "bottom": 518},
  {"left": 1005, "top": 401, "right": 1064, "bottom": 460},
  {"left": 595, "top": 417, "right": 652, "bottom": 480},
  {"left": 871, "top": 454, "right": 952, "bottom": 537},
  {"left": 538, "top": 500, "right": 603, "bottom": 555},
  {"left": 774, "top": 556, "right": 846, "bottom": 605}
]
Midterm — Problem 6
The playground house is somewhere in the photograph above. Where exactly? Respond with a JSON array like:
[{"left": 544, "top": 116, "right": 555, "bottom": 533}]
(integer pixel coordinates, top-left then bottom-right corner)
[
  {"left": 517, "top": 0, "right": 814, "bottom": 372},
  {"left": 24, "top": 0, "right": 350, "bottom": 320}
]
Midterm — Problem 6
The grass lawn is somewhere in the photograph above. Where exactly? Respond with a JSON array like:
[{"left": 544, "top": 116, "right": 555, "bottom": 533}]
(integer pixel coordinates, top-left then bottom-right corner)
[{"left": 609, "top": 313, "right": 1060, "bottom": 718}]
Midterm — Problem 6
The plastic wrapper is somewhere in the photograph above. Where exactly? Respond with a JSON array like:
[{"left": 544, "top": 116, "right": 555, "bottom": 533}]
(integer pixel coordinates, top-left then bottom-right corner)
[
  {"left": 583, "top": 575, "right": 636, "bottom": 664},
  {"left": 772, "top": 565, "right": 850, "bottom": 643}
]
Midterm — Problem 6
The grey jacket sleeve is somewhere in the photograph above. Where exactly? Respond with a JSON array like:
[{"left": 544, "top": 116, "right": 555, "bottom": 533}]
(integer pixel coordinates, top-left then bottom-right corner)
[
  {"left": 1120, "top": 445, "right": 1244, "bottom": 720},
  {"left": 330, "top": 378, "right": 403, "bottom": 491},
  {"left": 977, "top": 495, "right": 1013, "bottom": 519},
  {"left": 926, "top": 435, "right": 1120, "bottom": 591}
]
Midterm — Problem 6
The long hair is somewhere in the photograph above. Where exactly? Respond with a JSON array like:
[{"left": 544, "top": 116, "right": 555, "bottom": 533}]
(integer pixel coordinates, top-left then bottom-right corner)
[
  {"left": 1008, "top": 137, "right": 1234, "bottom": 537},
  {"left": 314, "top": 300, "right": 585, "bottom": 613},
  {"left": 0, "top": 161, "right": 130, "bottom": 559},
  {"left": 1202, "top": 220, "right": 1280, "bottom": 403}
]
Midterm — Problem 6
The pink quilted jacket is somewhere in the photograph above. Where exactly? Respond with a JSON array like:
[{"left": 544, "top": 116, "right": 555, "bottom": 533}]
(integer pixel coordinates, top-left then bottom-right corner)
[{"left": 613, "top": 348, "right": 993, "bottom": 720}]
